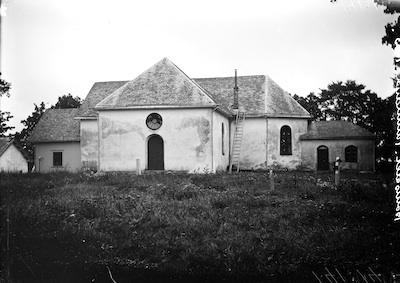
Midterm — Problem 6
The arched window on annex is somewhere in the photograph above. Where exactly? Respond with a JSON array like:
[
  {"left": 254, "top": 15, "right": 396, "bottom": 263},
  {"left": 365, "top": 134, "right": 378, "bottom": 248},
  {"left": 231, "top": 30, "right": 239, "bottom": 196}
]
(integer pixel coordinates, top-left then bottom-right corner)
[
  {"left": 280, "top": 125, "right": 292, "bottom": 155},
  {"left": 345, "top": 145, "right": 358, "bottom": 163}
]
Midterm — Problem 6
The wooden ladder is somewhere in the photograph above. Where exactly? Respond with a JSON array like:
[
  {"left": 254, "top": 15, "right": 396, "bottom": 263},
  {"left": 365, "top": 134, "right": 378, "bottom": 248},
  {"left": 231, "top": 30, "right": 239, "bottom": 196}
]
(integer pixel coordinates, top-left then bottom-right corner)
[{"left": 229, "top": 111, "right": 246, "bottom": 173}]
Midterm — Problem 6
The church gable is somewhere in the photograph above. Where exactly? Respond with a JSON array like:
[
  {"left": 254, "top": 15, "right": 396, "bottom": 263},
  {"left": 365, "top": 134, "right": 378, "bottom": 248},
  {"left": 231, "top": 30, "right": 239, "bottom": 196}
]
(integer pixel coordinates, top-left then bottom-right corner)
[{"left": 96, "top": 58, "right": 217, "bottom": 109}]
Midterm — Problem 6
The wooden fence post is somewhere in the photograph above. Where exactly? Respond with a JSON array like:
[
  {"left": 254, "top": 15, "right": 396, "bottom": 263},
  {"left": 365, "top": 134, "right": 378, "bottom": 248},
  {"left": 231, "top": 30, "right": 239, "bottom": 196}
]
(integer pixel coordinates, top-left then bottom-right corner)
[
  {"left": 269, "top": 169, "right": 275, "bottom": 191},
  {"left": 136, "top": 159, "right": 141, "bottom": 175},
  {"left": 334, "top": 157, "right": 341, "bottom": 187}
]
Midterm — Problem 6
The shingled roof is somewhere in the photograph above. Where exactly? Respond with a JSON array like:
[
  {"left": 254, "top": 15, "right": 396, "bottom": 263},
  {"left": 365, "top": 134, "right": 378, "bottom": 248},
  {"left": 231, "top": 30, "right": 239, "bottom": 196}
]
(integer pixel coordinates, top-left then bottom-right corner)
[
  {"left": 76, "top": 58, "right": 309, "bottom": 118},
  {"left": 193, "top": 76, "right": 265, "bottom": 115},
  {"left": 0, "top": 137, "right": 13, "bottom": 157},
  {"left": 194, "top": 75, "right": 310, "bottom": 117},
  {"left": 300, "top": 121, "right": 375, "bottom": 140},
  {"left": 96, "top": 58, "right": 217, "bottom": 109},
  {"left": 29, "top": 109, "right": 80, "bottom": 143},
  {"left": 76, "top": 80, "right": 128, "bottom": 118}
]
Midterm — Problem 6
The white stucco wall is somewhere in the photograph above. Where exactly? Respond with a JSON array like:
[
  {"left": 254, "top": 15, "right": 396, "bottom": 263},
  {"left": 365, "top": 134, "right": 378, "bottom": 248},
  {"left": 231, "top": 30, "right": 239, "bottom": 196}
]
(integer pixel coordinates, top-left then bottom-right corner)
[
  {"left": 266, "top": 118, "right": 308, "bottom": 169},
  {"left": 212, "top": 111, "right": 230, "bottom": 172},
  {"left": 301, "top": 139, "right": 375, "bottom": 172},
  {"left": 98, "top": 108, "right": 215, "bottom": 172},
  {"left": 0, "top": 145, "right": 28, "bottom": 173},
  {"left": 80, "top": 120, "right": 99, "bottom": 170},
  {"left": 34, "top": 142, "right": 81, "bottom": 172},
  {"left": 230, "top": 118, "right": 267, "bottom": 170}
]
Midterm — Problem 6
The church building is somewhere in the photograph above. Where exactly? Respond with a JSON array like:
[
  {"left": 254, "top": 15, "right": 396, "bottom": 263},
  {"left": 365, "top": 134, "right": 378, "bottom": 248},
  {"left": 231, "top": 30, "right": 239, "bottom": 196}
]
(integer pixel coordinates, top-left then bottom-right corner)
[{"left": 28, "top": 58, "right": 375, "bottom": 173}]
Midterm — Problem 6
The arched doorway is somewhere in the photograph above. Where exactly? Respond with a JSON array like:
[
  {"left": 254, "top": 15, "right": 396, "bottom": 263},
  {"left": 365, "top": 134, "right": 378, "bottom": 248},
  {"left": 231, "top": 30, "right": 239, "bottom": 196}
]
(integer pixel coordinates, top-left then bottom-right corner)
[
  {"left": 148, "top": 135, "right": 164, "bottom": 170},
  {"left": 317, "top": 145, "right": 329, "bottom": 171}
]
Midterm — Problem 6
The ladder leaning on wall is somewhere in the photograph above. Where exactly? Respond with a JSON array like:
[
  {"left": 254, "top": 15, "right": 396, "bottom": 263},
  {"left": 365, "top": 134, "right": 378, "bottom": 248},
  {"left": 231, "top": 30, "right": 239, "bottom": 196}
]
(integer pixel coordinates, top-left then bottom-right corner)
[{"left": 229, "top": 111, "right": 246, "bottom": 173}]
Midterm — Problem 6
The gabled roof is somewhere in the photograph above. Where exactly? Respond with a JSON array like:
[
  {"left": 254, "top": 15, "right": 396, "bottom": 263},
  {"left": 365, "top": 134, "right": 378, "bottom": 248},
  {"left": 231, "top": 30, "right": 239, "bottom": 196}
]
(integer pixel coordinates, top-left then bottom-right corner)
[
  {"left": 300, "top": 120, "right": 375, "bottom": 140},
  {"left": 29, "top": 109, "right": 80, "bottom": 143},
  {"left": 0, "top": 137, "right": 30, "bottom": 161},
  {"left": 96, "top": 58, "right": 217, "bottom": 109}
]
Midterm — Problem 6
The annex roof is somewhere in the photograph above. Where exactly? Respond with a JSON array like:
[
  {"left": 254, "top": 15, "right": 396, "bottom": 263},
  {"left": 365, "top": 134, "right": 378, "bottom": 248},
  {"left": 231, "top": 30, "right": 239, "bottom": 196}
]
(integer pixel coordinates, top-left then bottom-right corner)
[
  {"left": 300, "top": 120, "right": 375, "bottom": 140},
  {"left": 29, "top": 108, "right": 80, "bottom": 143}
]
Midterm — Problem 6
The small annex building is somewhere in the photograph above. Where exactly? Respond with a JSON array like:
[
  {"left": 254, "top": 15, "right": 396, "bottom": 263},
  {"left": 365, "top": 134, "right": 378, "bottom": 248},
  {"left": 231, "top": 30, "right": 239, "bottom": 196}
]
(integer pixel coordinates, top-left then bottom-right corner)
[
  {"left": 300, "top": 121, "right": 375, "bottom": 172},
  {"left": 28, "top": 58, "right": 375, "bottom": 173},
  {"left": 0, "top": 137, "right": 30, "bottom": 173}
]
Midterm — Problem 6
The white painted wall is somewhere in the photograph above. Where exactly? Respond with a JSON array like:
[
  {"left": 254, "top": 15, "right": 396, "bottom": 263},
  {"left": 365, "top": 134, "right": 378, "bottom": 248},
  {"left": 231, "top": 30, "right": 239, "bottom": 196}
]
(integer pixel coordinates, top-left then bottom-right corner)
[
  {"left": 0, "top": 145, "right": 28, "bottom": 173},
  {"left": 267, "top": 118, "right": 308, "bottom": 169},
  {"left": 34, "top": 142, "right": 81, "bottom": 172},
  {"left": 98, "top": 108, "right": 214, "bottom": 172},
  {"left": 80, "top": 120, "right": 99, "bottom": 170},
  {"left": 212, "top": 110, "right": 230, "bottom": 172},
  {"left": 230, "top": 118, "right": 267, "bottom": 170}
]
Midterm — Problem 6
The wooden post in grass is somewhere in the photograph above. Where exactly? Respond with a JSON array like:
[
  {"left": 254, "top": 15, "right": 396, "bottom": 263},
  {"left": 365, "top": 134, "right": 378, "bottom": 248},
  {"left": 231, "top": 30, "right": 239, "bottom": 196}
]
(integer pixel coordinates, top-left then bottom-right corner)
[
  {"left": 334, "top": 157, "right": 341, "bottom": 187},
  {"left": 269, "top": 169, "right": 275, "bottom": 191},
  {"left": 136, "top": 158, "right": 141, "bottom": 175},
  {"left": 6, "top": 205, "right": 10, "bottom": 281}
]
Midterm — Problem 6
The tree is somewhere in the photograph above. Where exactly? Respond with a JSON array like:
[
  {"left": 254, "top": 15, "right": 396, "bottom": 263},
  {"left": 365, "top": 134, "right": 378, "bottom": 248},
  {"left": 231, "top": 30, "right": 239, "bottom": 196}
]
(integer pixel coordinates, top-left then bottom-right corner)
[
  {"left": 293, "top": 92, "right": 323, "bottom": 120},
  {"left": 14, "top": 102, "right": 46, "bottom": 157},
  {"left": 0, "top": 77, "right": 11, "bottom": 98},
  {"left": 0, "top": 77, "right": 13, "bottom": 136},
  {"left": 51, "top": 93, "right": 81, "bottom": 109},
  {"left": 318, "top": 80, "right": 382, "bottom": 131},
  {"left": 0, "top": 112, "right": 14, "bottom": 136}
]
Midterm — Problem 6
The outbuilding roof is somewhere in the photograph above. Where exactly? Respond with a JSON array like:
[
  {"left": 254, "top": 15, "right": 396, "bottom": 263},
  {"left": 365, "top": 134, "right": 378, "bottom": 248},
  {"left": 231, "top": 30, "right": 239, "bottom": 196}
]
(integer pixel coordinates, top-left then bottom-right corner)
[
  {"left": 0, "top": 137, "right": 12, "bottom": 156},
  {"left": 0, "top": 137, "right": 31, "bottom": 161},
  {"left": 29, "top": 108, "right": 80, "bottom": 143},
  {"left": 300, "top": 120, "right": 375, "bottom": 140}
]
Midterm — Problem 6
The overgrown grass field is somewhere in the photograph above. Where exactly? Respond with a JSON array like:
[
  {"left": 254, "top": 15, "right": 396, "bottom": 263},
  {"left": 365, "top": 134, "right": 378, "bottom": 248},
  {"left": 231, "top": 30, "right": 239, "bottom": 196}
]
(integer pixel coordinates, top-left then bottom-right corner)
[{"left": 0, "top": 171, "right": 399, "bottom": 282}]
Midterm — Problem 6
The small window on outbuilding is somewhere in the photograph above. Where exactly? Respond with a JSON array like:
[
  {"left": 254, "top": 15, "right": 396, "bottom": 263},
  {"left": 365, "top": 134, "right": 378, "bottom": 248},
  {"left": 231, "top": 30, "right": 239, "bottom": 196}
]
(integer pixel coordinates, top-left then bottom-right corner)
[
  {"left": 345, "top": 145, "right": 357, "bottom": 162},
  {"left": 280, "top": 125, "right": 292, "bottom": 155},
  {"left": 53, "top": 152, "right": 63, "bottom": 167},
  {"left": 222, "top": 123, "right": 225, "bottom": 156}
]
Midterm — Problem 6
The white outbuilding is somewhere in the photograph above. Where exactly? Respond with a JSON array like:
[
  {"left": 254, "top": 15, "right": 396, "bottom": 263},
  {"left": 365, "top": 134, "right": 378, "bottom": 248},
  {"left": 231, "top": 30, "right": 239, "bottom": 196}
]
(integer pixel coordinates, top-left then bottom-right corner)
[{"left": 0, "top": 137, "right": 29, "bottom": 173}]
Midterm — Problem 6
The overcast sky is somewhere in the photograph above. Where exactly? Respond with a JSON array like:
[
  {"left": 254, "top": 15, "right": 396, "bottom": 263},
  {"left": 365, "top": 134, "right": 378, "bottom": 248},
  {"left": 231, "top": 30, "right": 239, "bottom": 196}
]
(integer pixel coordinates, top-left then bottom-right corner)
[{"left": 0, "top": 0, "right": 397, "bottom": 131}]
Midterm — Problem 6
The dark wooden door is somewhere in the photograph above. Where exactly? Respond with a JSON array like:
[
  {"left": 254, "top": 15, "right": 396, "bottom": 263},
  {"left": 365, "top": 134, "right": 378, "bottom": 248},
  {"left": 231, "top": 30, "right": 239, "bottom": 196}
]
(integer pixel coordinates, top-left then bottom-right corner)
[
  {"left": 148, "top": 135, "right": 164, "bottom": 170},
  {"left": 317, "top": 146, "right": 329, "bottom": 170}
]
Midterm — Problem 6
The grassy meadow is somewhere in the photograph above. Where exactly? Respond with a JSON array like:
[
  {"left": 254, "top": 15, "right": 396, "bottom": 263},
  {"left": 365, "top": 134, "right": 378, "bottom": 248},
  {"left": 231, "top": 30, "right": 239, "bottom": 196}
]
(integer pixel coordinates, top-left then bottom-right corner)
[{"left": 0, "top": 171, "right": 399, "bottom": 282}]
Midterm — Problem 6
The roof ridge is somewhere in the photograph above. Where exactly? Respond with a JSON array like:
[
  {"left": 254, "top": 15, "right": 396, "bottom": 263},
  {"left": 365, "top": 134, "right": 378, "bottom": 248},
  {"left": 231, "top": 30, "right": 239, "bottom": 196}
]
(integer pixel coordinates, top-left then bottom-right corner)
[
  {"left": 194, "top": 75, "right": 265, "bottom": 80},
  {"left": 166, "top": 58, "right": 218, "bottom": 106},
  {"left": 93, "top": 80, "right": 130, "bottom": 84}
]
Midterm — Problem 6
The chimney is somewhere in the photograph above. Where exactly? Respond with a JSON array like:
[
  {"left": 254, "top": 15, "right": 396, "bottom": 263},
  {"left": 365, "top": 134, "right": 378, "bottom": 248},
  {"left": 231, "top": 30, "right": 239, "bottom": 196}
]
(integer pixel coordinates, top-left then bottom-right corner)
[{"left": 232, "top": 69, "right": 239, "bottom": 109}]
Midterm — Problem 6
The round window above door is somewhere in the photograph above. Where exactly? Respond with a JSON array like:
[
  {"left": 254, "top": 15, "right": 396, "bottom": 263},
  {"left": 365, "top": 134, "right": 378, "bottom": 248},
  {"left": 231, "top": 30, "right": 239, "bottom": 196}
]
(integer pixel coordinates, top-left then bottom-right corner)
[{"left": 146, "top": 113, "right": 162, "bottom": 130}]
